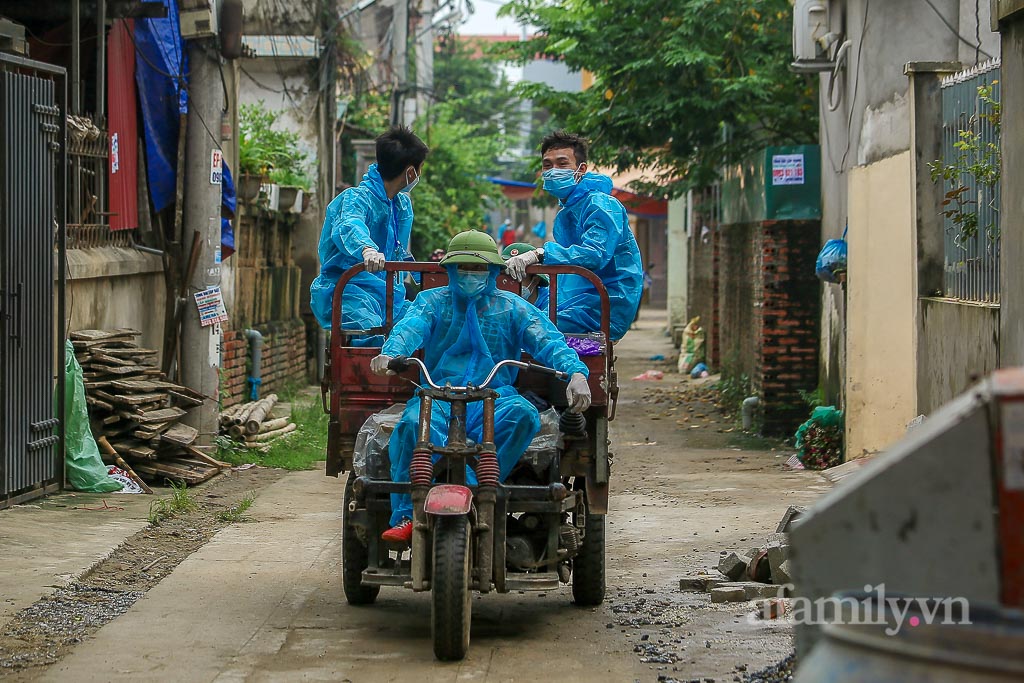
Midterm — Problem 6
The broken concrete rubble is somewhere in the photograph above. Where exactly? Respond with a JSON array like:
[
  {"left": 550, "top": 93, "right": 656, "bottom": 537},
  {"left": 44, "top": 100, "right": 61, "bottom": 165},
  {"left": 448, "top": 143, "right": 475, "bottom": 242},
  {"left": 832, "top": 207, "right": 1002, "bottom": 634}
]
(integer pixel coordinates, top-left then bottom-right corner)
[
  {"left": 774, "top": 559, "right": 793, "bottom": 585},
  {"left": 775, "top": 505, "right": 806, "bottom": 533},
  {"left": 681, "top": 506, "right": 800, "bottom": 602},
  {"left": 710, "top": 586, "right": 746, "bottom": 603},
  {"left": 717, "top": 552, "right": 748, "bottom": 581},
  {"left": 766, "top": 540, "right": 791, "bottom": 584}
]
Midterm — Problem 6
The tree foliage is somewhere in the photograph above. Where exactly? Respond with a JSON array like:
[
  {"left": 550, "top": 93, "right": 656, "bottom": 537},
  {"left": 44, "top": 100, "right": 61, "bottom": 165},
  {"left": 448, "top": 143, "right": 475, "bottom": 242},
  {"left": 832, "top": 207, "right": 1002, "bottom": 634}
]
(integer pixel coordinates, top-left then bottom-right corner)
[
  {"left": 498, "top": 0, "right": 819, "bottom": 194},
  {"left": 410, "top": 103, "right": 507, "bottom": 257}
]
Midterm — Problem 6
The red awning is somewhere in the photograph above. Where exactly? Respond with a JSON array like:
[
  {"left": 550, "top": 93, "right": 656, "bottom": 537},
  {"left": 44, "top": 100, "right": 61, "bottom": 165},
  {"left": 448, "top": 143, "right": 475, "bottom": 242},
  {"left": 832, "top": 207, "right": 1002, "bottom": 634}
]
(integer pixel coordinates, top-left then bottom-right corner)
[{"left": 611, "top": 189, "right": 667, "bottom": 218}]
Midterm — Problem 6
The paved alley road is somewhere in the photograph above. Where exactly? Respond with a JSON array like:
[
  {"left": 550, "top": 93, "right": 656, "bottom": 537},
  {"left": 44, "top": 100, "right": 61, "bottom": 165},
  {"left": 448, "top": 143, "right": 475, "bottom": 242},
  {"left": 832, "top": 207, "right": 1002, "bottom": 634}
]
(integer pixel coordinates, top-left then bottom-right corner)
[{"left": 42, "top": 312, "right": 828, "bottom": 682}]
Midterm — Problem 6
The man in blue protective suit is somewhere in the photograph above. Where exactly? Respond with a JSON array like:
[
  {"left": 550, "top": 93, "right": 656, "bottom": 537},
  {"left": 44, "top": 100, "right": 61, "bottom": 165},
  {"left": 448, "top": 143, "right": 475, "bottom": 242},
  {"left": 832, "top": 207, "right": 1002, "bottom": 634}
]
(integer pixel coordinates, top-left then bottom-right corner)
[
  {"left": 370, "top": 230, "right": 592, "bottom": 544},
  {"left": 505, "top": 131, "right": 643, "bottom": 341},
  {"left": 309, "top": 126, "right": 429, "bottom": 340}
]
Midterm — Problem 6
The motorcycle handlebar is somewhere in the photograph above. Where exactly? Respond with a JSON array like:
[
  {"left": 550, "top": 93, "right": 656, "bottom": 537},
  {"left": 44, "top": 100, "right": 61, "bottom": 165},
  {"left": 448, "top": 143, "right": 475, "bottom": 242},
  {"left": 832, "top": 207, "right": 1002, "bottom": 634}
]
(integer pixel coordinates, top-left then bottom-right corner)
[{"left": 388, "top": 356, "right": 568, "bottom": 390}]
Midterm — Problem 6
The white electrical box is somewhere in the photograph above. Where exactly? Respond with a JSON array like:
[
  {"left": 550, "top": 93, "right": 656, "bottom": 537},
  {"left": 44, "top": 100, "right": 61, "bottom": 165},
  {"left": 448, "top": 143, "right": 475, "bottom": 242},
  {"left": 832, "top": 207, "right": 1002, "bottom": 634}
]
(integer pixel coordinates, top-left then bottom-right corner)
[
  {"left": 180, "top": 2, "right": 219, "bottom": 39},
  {"left": 792, "top": 0, "right": 832, "bottom": 70}
]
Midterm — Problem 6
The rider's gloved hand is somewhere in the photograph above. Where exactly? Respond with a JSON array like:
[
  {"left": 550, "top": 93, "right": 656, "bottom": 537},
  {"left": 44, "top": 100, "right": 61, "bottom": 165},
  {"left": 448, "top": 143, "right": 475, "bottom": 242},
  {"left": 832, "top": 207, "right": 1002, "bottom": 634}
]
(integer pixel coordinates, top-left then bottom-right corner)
[
  {"left": 505, "top": 248, "right": 542, "bottom": 281},
  {"left": 566, "top": 372, "right": 591, "bottom": 413},
  {"left": 362, "top": 246, "right": 386, "bottom": 273},
  {"left": 370, "top": 354, "right": 395, "bottom": 376}
]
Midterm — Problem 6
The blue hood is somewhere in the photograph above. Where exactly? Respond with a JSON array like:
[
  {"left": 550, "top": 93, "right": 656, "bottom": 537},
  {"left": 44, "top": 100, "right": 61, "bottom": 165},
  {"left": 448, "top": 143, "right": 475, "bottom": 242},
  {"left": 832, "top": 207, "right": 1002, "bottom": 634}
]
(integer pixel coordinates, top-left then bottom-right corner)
[
  {"left": 563, "top": 172, "right": 614, "bottom": 206},
  {"left": 362, "top": 163, "right": 390, "bottom": 204}
]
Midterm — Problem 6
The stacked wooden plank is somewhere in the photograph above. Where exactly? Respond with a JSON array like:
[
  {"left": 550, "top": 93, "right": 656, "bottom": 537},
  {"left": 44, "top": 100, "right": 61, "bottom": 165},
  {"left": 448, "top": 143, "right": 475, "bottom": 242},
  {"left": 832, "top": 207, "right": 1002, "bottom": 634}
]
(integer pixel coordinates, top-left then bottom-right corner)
[
  {"left": 72, "top": 328, "right": 227, "bottom": 486},
  {"left": 218, "top": 394, "right": 296, "bottom": 449}
]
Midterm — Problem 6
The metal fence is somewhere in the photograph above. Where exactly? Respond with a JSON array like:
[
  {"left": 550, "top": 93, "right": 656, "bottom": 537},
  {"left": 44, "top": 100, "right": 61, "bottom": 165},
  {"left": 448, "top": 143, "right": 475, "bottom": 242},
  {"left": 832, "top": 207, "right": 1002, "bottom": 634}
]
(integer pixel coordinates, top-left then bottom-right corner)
[
  {"left": 939, "top": 59, "right": 1001, "bottom": 303},
  {"left": 66, "top": 116, "right": 137, "bottom": 248}
]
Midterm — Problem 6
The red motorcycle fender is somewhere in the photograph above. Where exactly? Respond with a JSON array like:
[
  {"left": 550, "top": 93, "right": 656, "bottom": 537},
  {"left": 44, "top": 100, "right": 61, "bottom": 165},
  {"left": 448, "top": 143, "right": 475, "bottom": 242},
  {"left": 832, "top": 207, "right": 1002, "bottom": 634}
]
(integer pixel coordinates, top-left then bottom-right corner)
[{"left": 423, "top": 484, "right": 474, "bottom": 516}]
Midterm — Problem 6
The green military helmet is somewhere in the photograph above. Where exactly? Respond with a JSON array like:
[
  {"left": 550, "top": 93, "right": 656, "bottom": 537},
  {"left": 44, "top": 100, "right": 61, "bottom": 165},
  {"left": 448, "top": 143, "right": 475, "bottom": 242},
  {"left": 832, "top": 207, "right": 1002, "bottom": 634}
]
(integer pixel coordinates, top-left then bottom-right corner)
[
  {"left": 501, "top": 242, "right": 549, "bottom": 285},
  {"left": 439, "top": 230, "right": 506, "bottom": 266}
]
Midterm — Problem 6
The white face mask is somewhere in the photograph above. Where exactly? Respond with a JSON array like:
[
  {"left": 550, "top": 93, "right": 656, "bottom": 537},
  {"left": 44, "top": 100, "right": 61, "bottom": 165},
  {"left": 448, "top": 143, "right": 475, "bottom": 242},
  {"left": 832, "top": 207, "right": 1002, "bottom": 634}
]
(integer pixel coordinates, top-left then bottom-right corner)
[
  {"left": 401, "top": 167, "right": 420, "bottom": 194},
  {"left": 456, "top": 271, "right": 488, "bottom": 298}
]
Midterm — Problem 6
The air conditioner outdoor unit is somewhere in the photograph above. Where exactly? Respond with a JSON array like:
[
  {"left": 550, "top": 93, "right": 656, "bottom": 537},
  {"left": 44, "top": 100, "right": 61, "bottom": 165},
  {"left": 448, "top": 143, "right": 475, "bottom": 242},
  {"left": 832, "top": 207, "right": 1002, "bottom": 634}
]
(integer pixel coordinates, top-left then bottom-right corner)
[{"left": 792, "top": 0, "right": 837, "bottom": 73}]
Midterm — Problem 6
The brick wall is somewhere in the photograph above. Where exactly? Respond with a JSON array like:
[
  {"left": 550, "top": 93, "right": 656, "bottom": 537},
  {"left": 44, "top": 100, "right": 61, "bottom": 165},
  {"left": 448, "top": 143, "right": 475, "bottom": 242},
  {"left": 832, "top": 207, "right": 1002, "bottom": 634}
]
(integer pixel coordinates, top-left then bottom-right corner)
[
  {"left": 708, "top": 219, "right": 821, "bottom": 435},
  {"left": 220, "top": 319, "right": 308, "bottom": 406},
  {"left": 754, "top": 221, "right": 821, "bottom": 435}
]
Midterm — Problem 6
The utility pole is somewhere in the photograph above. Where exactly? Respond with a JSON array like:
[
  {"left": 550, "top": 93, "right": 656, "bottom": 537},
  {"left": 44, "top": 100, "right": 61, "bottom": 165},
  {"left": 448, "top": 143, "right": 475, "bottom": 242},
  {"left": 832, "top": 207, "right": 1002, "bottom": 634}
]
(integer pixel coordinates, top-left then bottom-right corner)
[{"left": 179, "top": 38, "right": 224, "bottom": 443}]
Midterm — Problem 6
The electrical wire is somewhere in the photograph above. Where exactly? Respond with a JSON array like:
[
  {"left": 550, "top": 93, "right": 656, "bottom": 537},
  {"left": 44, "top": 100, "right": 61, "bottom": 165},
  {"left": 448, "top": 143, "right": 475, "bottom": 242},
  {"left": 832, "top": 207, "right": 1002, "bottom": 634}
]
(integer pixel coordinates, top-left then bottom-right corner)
[
  {"left": 920, "top": 0, "right": 993, "bottom": 60},
  {"left": 839, "top": 0, "right": 869, "bottom": 172}
]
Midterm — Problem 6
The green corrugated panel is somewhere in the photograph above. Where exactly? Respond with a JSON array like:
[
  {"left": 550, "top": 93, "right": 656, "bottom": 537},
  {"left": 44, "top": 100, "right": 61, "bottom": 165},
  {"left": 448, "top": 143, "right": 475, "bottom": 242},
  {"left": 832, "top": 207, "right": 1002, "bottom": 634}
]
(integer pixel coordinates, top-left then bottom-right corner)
[{"left": 722, "top": 145, "right": 821, "bottom": 225}]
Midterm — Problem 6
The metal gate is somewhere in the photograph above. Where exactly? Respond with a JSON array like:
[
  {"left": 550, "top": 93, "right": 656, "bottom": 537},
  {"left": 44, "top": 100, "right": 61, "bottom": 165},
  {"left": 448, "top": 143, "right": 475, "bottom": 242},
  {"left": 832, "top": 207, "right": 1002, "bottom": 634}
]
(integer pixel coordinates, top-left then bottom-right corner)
[{"left": 0, "top": 54, "right": 66, "bottom": 507}]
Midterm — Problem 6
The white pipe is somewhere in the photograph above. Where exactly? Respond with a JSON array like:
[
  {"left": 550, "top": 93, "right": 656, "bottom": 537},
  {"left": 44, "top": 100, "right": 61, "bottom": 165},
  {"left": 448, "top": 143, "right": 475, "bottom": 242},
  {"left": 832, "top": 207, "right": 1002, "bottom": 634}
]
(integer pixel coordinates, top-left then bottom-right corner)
[{"left": 742, "top": 396, "right": 760, "bottom": 431}]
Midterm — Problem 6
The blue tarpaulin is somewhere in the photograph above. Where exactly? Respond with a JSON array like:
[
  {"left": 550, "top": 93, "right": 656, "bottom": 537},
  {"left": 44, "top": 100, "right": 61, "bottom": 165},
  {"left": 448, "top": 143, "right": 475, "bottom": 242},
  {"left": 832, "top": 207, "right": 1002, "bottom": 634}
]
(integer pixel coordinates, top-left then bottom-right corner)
[
  {"left": 221, "top": 161, "right": 236, "bottom": 258},
  {"left": 134, "top": 0, "right": 187, "bottom": 212}
]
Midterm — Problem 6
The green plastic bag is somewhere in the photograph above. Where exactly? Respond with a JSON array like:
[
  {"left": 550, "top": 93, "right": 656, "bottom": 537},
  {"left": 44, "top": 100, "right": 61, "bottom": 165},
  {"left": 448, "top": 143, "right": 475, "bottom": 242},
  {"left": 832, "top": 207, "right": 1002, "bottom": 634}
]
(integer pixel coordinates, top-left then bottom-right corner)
[
  {"left": 61, "top": 340, "right": 122, "bottom": 492},
  {"left": 794, "top": 406, "right": 844, "bottom": 470}
]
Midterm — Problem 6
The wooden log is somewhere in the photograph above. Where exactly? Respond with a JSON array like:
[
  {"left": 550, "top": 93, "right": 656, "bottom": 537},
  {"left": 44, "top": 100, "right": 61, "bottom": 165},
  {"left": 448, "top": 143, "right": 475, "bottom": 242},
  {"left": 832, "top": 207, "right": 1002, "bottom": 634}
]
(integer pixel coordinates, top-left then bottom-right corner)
[
  {"left": 96, "top": 436, "right": 154, "bottom": 494},
  {"left": 244, "top": 422, "right": 296, "bottom": 443},
  {"left": 244, "top": 394, "right": 279, "bottom": 435},
  {"left": 233, "top": 400, "right": 261, "bottom": 425},
  {"left": 256, "top": 416, "right": 290, "bottom": 433}
]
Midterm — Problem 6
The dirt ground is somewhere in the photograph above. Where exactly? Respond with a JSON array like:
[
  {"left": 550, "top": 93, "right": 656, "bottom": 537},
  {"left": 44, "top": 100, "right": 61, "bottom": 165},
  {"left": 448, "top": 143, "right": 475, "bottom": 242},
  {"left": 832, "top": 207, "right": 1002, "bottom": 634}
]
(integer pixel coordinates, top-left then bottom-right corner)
[{"left": 2, "top": 310, "right": 829, "bottom": 682}]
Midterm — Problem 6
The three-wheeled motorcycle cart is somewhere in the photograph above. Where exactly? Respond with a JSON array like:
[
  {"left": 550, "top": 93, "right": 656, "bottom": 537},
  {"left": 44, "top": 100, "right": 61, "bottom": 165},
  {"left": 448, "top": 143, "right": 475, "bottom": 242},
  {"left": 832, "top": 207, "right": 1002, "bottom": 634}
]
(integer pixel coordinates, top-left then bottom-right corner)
[{"left": 321, "top": 262, "right": 619, "bottom": 660}]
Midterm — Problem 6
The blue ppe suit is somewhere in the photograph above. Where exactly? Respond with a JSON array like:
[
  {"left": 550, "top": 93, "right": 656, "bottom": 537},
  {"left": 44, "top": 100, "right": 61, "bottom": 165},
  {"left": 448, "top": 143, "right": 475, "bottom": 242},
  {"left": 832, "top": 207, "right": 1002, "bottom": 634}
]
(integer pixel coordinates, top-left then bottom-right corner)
[
  {"left": 310, "top": 164, "right": 413, "bottom": 333},
  {"left": 543, "top": 173, "right": 643, "bottom": 341},
  {"left": 382, "top": 265, "right": 589, "bottom": 526}
]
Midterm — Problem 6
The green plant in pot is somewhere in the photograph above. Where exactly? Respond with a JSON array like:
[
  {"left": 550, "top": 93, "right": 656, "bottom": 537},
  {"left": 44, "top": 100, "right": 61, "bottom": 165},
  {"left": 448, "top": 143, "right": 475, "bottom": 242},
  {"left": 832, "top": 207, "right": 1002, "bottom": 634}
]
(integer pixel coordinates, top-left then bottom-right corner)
[
  {"left": 238, "top": 102, "right": 306, "bottom": 204},
  {"left": 269, "top": 167, "right": 312, "bottom": 211}
]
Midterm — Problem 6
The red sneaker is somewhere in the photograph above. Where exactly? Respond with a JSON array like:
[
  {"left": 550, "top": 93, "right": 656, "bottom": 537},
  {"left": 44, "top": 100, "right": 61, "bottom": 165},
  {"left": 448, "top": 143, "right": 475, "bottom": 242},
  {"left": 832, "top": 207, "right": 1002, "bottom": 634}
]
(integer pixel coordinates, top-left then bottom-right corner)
[{"left": 381, "top": 518, "right": 413, "bottom": 544}]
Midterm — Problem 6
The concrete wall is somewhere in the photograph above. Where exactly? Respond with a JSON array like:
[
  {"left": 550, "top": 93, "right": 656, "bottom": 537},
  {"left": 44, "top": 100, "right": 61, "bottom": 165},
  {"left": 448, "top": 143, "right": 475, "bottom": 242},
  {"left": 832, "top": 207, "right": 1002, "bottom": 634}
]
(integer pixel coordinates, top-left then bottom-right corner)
[
  {"left": 918, "top": 298, "right": 1000, "bottom": 413},
  {"left": 687, "top": 189, "right": 720, "bottom": 367},
  {"left": 845, "top": 152, "right": 917, "bottom": 458},
  {"left": 816, "top": 0, "right": 993, "bottom": 405},
  {"left": 1000, "top": 17, "right": 1024, "bottom": 365},
  {"left": 718, "top": 224, "right": 757, "bottom": 381},
  {"left": 65, "top": 249, "right": 166, "bottom": 362},
  {"left": 666, "top": 196, "right": 688, "bottom": 338}
]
